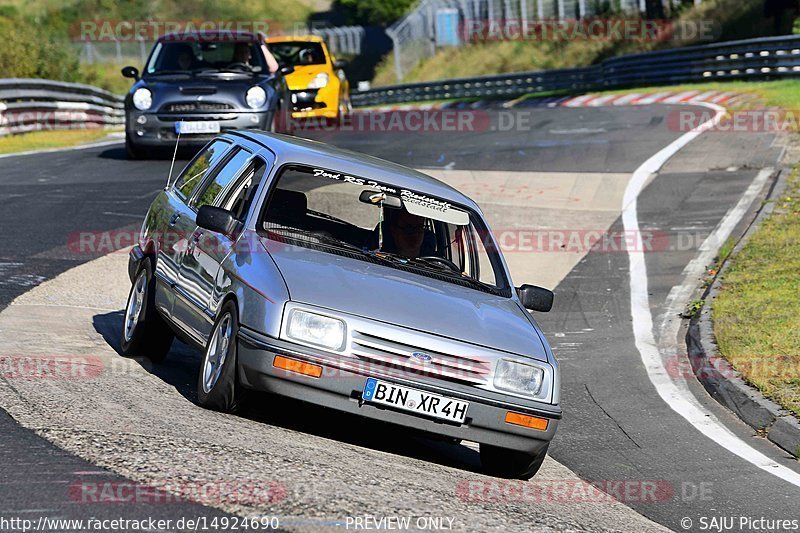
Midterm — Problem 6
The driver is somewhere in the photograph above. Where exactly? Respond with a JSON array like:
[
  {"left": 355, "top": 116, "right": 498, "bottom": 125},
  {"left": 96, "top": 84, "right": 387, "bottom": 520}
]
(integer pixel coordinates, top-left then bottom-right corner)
[
  {"left": 233, "top": 43, "right": 253, "bottom": 65},
  {"left": 379, "top": 207, "right": 437, "bottom": 259}
]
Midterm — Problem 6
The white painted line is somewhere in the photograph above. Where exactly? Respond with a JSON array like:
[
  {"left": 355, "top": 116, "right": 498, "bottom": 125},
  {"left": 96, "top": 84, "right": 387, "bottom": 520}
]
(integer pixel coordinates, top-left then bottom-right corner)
[
  {"left": 0, "top": 138, "right": 123, "bottom": 160},
  {"left": 633, "top": 92, "right": 672, "bottom": 105},
  {"left": 612, "top": 93, "right": 642, "bottom": 106},
  {"left": 662, "top": 91, "right": 700, "bottom": 104},
  {"left": 690, "top": 91, "right": 719, "bottom": 103},
  {"left": 710, "top": 92, "right": 735, "bottom": 104},
  {"left": 587, "top": 95, "right": 619, "bottom": 107},
  {"left": 563, "top": 95, "right": 595, "bottom": 107},
  {"left": 623, "top": 102, "right": 800, "bottom": 488}
]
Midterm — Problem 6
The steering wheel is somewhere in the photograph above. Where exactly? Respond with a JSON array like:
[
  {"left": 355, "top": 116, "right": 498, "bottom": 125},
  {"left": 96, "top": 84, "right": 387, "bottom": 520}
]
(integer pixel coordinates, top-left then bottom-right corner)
[
  {"left": 226, "top": 62, "right": 252, "bottom": 71},
  {"left": 418, "top": 256, "right": 462, "bottom": 273}
]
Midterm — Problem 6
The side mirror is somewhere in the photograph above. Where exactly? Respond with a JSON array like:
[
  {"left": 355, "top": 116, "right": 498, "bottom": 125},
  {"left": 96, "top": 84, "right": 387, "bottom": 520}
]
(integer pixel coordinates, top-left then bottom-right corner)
[
  {"left": 333, "top": 59, "right": 348, "bottom": 69},
  {"left": 517, "top": 284, "right": 554, "bottom": 312},
  {"left": 279, "top": 65, "right": 294, "bottom": 76},
  {"left": 196, "top": 205, "right": 241, "bottom": 238},
  {"left": 121, "top": 66, "right": 140, "bottom": 80}
]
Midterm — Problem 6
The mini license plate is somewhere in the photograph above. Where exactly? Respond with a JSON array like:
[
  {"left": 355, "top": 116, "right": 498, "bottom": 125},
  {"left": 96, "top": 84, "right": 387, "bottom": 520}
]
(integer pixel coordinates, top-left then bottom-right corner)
[
  {"left": 362, "top": 378, "right": 469, "bottom": 424},
  {"left": 175, "top": 121, "right": 221, "bottom": 134}
]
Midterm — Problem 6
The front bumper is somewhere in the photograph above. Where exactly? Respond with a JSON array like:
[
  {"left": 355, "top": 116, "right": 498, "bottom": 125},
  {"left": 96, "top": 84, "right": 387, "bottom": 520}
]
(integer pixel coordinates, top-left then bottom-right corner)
[
  {"left": 289, "top": 89, "right": 338, "bottom": 119},
  {"left": 237, "top": 327, "right": 560, "bottom": 454},
  {"left": 126, "top": 110, "right": 271, "bottom": 146}
]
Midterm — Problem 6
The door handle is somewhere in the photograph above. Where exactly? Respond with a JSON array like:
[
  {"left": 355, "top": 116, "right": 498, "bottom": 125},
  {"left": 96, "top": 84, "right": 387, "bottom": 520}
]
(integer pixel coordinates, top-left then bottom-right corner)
[{"left": 169, "top": 213, "right": 181, "bottom": 226}]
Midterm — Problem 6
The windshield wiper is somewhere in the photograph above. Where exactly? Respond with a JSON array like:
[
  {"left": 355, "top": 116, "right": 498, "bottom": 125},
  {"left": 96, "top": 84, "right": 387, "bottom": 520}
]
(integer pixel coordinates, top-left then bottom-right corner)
[{"left": 149, "top": 70, "right": 192, "bottom": 77}]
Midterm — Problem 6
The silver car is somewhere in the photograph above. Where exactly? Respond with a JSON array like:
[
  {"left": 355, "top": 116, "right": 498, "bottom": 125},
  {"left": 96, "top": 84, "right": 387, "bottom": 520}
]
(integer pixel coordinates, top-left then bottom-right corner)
[{"left": 123, "top": 131, "right": 560, "bottom": 479}]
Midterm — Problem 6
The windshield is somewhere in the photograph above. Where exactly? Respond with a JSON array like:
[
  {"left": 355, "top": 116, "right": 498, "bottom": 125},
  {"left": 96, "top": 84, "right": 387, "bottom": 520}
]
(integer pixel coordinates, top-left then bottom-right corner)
[
  {"left": 259, "top": 165, "right": 509, "bottom": 295},
  {"left": 268, "top": 41, "right": 327, "bottom": 66},
  {"left": 145, "top": 41, "right": 266, "bottom": 75}
]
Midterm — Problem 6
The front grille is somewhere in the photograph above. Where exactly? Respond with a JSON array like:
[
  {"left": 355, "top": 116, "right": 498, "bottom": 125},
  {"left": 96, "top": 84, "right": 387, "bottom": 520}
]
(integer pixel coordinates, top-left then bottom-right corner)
[
  {"left": 160, "top": 102, "right": 235, "bottom": 113},
  {"left": 351, "top": 330, "right": 491, "bottom": 385}
]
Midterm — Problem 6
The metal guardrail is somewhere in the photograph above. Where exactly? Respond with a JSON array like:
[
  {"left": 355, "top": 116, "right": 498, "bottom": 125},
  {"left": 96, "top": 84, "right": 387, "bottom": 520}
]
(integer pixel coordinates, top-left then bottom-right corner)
[
  {"left": 0, "top": 79, "right": 124, "bottom": 136},
  {"left": 352, "top": 34, "right": 800, "bottom": 107}
]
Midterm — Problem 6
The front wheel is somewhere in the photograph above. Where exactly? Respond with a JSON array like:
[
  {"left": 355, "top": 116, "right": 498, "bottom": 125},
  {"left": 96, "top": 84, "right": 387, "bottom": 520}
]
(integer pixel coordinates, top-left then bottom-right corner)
[
  {"left": 121, "top": 259, "right": 174, "bottom": 361},
  {"left": 197, "top": 300, "right": 243, "bottom": 413},
  {"left": 479, "top": 443, "right": 549, "bottom": 480},
  {"left": 125, "top": 133, "right": 144, "bottom": 160}
]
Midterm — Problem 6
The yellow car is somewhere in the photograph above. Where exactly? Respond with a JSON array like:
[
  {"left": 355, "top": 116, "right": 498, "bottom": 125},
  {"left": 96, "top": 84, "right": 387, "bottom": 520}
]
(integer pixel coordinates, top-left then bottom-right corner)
[{"left": 266, "top": 36, "right": 351, "bottom": 121}]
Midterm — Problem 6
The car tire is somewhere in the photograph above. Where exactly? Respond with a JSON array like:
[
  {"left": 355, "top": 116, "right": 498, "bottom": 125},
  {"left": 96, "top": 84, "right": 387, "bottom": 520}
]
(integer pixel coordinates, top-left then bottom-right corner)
[
  {"left": 125, "top": 133, "right": 145, "bottom": 160},
  {"left": 197, "top": 300, "right": 244, "bottom": 413},
  {"left": 479, "top": 443, "right": 549, "bottom": 480},
  {"left": 120, "top": 259, "right": 174, "bottom": 361}
]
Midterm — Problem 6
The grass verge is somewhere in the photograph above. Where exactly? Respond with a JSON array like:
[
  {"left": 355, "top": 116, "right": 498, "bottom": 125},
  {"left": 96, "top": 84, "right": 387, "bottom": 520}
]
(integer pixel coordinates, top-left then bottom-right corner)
[
  {"left": 713, "top": 168, "right": 800, "bottom": 418},
  {"left": 0, "top": 129, "right": 118, "bottom": 155}
]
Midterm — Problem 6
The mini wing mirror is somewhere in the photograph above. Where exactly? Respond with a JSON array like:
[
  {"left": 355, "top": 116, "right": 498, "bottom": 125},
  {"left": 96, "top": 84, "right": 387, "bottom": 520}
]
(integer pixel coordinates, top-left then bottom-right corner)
[
  {"left": 517, "top": 284, "right": 554, "bottom": 312},
  {"left": 358, "top": 190, "right": 402, "bottom": 209},
  {"left": 196, "top": 205, "right": 241, "bottom": 238},
  {"left": 279, "top": 65, "right": 295, "bottom": 76},
  {"left": 121, "top": 66, "right": 140, "bottom": 80},
  {"left": 333, "top": 59, "right": 348, "bottom": 69}
]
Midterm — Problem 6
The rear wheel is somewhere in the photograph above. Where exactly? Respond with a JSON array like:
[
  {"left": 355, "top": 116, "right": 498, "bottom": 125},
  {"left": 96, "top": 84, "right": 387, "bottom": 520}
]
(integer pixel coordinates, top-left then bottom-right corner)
[
  {"left": 197, "top": 300, "right": 243, "bottom": 413},
  {"left": 121, "top": 259, "right": 174, "bottom": 361},
  {"left": 479, "top": 443, "right": 549, "bottom": 480}
]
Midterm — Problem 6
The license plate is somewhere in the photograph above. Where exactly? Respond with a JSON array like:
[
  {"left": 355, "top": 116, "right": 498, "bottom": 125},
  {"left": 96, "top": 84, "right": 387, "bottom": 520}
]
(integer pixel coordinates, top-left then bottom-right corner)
[
  {"left": 175, "top": 121, "right": 220, "bottom": 135},
  {"left": 362, "top": 378, "right": 469, "bottom": 424}
]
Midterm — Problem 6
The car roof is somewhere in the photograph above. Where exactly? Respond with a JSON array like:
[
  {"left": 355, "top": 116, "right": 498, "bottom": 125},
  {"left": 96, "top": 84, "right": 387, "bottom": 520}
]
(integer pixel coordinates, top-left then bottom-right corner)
[
  {"left": 265, "top": 35, "right": 325, "bottom": 44},
  {"left": 229, "top": 131, "right": 480, "bottom": 211},
  {"left": 158, "top": 31, "right": 259, "bottom": 43}
]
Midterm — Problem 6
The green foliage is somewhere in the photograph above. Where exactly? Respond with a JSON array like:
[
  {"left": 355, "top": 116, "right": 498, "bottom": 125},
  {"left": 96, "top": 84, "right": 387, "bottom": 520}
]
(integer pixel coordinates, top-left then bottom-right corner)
[
  {"left": 335, "top": 0, "right": 415, "bottom": 26},
  {"left": 0, "top": 16, "right": 81, "bottom": 81}
]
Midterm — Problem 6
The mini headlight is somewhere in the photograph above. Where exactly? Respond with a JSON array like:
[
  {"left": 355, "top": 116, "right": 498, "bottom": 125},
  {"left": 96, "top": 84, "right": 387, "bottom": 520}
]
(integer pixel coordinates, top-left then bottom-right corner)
[
  {"left": 307, "top": 72, "right": 329, "bottom": 89},
  {"left": 246, "top": 86, "right": 267, "bottom": 109},
  {"left": 286, "top": 310, "right": 345, "bottom": 351},
  {"left": 494, "top": 359, "right": 546, "bottom": 398},
  {"left": 132, "top": 88, "right": 152, "bottom": 111}
]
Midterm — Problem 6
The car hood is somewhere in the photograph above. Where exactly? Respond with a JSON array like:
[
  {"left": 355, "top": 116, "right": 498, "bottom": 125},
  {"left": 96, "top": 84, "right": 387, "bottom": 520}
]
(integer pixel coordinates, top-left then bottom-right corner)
[
  {"left": 263, "top": 239, "right": 547, "bottom": 362},
  {"left": 284, "top": 65, "right": 330, "bottom": 91}
]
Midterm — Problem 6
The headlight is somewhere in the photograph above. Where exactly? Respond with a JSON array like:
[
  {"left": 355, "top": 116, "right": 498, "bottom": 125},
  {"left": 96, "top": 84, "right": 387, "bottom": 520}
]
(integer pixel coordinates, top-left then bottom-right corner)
[
  {"left": 494, "top": 359, "right": 548, "bottom": 399},
  {"left": 286, "top": 310, "right": 345, "bottom": 351},
  {"left": 307, "top": 72, "right": 329, "bottom": 89},
  {"left": 246, "top": 86, "right": 267, "bottom": 109},
  {"left": 132, "top": 88, "right": 152, "bottom": 111}
]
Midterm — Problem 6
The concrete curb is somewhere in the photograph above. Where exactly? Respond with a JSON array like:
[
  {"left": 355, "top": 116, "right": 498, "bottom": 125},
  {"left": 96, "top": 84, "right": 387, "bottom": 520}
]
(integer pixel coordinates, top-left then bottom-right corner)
[{"left": 686, "top": 168, "right": 800, "bottom": 459}]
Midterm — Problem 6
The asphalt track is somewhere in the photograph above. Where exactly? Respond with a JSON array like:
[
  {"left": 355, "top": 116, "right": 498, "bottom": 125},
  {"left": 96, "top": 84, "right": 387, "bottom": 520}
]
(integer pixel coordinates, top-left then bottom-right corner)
[{"left": 0, "top": 104, "right": 798, "bottom": 531}]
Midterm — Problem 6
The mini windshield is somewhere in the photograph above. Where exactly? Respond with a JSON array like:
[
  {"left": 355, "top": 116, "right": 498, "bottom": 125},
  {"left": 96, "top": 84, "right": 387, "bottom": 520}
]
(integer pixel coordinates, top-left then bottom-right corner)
[
  {"left": 145, "top": 41, "right": 266, "bottom": 75},
  {"left": 260, "top": 165, "right": 509, "bottom": 295}
]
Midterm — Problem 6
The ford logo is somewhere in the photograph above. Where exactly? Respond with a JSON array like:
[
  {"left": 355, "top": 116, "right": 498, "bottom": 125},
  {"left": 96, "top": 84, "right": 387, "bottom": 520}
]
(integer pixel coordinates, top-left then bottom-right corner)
[{"left": 411, "top": 352, "right": 432, "bottom": 364}]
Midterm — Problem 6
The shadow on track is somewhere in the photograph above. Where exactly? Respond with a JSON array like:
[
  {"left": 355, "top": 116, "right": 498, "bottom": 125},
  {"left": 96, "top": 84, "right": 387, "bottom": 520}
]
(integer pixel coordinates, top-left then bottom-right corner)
[{"left": 92, "top": 310, "right": 483, "bottom": 475}]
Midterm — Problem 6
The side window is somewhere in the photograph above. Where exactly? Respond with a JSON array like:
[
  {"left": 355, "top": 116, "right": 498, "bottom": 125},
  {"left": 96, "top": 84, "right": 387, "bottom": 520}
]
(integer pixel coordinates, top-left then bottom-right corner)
[
  {"left": 193, "top": 148, "right": 252, "bottom": 209},
  {"left": 221, "top": 157, "right": 269, "bottom": 221},
  {"left": 173, "top": 140, "right": 230, "bottom": 200}
]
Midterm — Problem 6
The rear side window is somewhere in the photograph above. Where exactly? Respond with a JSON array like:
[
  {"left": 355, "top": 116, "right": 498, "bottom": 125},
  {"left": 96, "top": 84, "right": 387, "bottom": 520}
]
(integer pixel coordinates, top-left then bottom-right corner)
[
  {"left": 193, "top": 148, "right": 252, "bottom": 209},
  {"left": 174, "top": 140, "right": 230, "bottom": 200}
]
